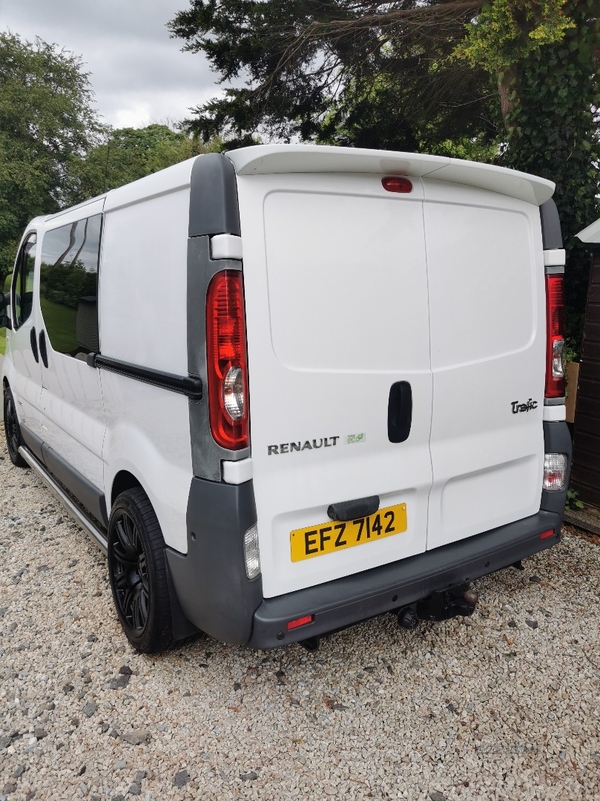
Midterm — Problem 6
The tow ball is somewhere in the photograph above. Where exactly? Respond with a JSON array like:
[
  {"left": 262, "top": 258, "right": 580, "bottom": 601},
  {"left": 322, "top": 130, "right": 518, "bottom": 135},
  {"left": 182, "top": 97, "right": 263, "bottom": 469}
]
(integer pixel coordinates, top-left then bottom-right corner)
[{"left": 397, "top": 584, "right": 479, "bottom": 629}]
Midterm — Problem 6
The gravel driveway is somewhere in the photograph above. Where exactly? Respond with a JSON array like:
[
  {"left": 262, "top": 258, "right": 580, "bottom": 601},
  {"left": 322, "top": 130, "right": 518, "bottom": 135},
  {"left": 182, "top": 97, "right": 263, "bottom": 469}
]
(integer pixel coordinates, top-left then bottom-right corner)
[{"left": 1, "top": 435, "right": 600, "bottom": 801}]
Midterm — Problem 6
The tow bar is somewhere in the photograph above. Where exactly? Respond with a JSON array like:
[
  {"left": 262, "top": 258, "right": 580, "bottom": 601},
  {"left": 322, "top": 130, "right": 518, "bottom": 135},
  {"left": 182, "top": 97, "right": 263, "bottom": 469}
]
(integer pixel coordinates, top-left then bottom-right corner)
[{"left": 398, "top": 583, "right": 479, "bottom": 629}]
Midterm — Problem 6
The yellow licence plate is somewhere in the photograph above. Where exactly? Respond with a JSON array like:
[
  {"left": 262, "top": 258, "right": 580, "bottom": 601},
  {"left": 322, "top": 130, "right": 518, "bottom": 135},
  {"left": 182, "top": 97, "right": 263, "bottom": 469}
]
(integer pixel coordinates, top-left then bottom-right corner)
[{"left": 290, "top": 503, "right": 407, "bottom": 563}]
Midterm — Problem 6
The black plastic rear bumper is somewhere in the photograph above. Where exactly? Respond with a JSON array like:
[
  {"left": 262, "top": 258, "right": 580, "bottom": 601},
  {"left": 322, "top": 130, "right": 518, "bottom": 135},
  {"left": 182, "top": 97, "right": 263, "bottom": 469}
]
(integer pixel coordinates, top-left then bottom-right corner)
[{"left": 248, "top": 510, "right": 562, "bottom": 649}]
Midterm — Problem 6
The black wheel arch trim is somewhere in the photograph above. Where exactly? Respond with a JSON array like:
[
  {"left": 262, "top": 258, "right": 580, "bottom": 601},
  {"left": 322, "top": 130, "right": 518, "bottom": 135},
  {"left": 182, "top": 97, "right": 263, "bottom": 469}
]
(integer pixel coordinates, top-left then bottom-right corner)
[{"left": 166, "top": 476, "right": 262, "bottom": 646}]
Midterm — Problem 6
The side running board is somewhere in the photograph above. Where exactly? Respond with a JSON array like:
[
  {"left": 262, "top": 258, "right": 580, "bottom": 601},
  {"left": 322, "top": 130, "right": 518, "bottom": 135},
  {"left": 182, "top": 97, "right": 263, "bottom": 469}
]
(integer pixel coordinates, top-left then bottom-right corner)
[{"left": 18, "top": 446, "right": 108, "bottom": 552}]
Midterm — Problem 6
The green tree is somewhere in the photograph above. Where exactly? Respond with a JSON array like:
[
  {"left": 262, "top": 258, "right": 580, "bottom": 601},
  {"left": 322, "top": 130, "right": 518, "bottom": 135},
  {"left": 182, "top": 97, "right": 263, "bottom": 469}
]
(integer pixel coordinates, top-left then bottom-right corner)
[
  {"left": 0, "top": 31, "right": 102, "bottom": 284},
  {"left": 168, "top": 1, "right": 497, "bottom": 152},
  {"left": 460, "top": 0, "right": 600, "bottom": 323},
  {"left": 169, "top": 0, "right": 600, "bottom": 330},
  {"left": 73, "top": 124, "right": 216, "bottom": 199}
]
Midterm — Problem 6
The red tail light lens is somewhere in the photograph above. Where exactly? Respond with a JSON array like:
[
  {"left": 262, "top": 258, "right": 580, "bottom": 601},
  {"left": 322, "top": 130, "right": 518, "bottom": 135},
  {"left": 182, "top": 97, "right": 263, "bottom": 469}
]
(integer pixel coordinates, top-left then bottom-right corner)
[
  {"left": 206, "top": 270, "right": 249, "bottom": 450},
  {"left": 382, "top": 176, "right": 412, "bottom": 193},
  {"left": 545, "top": 274, "right": 566, "bottom": 399}
]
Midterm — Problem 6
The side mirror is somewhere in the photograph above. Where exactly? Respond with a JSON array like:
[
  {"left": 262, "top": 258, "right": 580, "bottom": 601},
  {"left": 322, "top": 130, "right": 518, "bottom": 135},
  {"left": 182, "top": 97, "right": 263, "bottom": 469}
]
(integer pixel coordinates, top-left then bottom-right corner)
[{"left": 0, "top": 292, "right": 11, "bottom": 329}]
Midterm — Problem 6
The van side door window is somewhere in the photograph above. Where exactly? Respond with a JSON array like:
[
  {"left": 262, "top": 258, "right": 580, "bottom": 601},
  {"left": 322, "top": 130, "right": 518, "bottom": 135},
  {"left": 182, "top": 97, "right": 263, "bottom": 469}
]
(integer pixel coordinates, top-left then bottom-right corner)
[
  {"left": 12, "top": 234, "right": 37, "bottom": 329},
  {"left": 37, "top": 210, "right": 105, "bottom": 493},
  {"left": 40, "top": 214, "right": 101, "bottom": 356}
]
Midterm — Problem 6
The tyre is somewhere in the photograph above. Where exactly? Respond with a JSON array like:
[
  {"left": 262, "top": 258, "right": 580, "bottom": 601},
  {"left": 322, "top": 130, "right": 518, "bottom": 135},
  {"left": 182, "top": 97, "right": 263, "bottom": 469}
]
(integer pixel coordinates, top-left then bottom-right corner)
[
  {"left": 107, "top": 487, "right": 176, "bottom": 653},
  {"left": 3, "top": 387, "right": 28, "bottom": 468}
]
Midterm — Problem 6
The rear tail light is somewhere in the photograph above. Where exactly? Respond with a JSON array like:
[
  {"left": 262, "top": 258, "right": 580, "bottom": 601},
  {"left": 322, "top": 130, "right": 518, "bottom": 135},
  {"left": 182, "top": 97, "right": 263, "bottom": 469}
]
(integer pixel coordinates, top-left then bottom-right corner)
[
  {"left": 206, "top": 270, "right": 249, "bottom": 450},
  {"left": 543, "top": 453, "right": 567, "bottom": 491},
  {"left": 545, "top": 274, "right": 566, "bottom": 398}
]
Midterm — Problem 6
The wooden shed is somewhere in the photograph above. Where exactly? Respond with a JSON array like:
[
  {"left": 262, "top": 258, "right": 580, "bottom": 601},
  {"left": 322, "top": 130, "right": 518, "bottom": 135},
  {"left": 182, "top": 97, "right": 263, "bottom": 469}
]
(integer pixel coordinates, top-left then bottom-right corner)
[{"left": 571, "top": 220, "right": 600, "bottom": 509}]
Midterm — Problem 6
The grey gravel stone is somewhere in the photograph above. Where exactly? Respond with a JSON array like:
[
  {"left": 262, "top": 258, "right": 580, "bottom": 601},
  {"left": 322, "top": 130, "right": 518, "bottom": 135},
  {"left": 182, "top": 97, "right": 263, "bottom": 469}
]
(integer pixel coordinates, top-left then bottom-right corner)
[
  {"left": 127, "top": 783, "right": 141, "bottom": 796},
  {"left": 107, "top": 674, "right": 130, "bottom": 690},
  {"left": 429, "top": 793, "right": 447, "bottom": 801},
  {"left": 240, "top": 771, "right": 258, "bottom": 781},
  {"left": 173, "top": 770, "right": 189, "bottom": 788},
  {"left": 120, "top": 731, "right": 150, "bottom": 746},
  {"left": 526, "top": 619, "right": 539, "bottom": 629},
  {"left": 82, "top": 702, "right": 97, "bottom": 717}
]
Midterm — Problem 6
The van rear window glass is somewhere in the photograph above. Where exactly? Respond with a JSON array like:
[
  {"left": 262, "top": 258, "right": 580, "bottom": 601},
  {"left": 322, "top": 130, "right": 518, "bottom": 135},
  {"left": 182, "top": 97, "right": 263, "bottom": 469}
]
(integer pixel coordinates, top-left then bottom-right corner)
[{"left": 40, "top": 215, "right": 102, "bottom": 357}]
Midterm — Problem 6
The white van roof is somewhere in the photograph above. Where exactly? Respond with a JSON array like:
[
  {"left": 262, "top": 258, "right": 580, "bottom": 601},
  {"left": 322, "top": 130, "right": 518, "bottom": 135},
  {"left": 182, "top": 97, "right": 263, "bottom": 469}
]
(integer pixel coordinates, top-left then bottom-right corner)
[
  {"left": 33, "top": 145, "right": 555, "bottom": 225},
  {"left": 227, "top": 144, "right": 555, "bottom": 206}
]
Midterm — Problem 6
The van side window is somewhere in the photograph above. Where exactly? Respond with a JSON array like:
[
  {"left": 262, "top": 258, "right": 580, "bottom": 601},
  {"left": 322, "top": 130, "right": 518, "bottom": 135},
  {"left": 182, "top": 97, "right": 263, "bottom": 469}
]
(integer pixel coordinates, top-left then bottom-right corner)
[
  {"left": 11, "top": 235, "right": 37, "bottom": 329},
  {"left": 40, "top": 214, "right": 102, "bottom": 357}
]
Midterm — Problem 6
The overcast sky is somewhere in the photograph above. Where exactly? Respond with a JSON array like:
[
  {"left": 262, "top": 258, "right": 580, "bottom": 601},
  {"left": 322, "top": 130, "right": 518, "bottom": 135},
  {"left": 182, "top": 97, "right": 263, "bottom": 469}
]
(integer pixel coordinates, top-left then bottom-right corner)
[{"left": 0, "top": 0, "right": 220, "bottom": 129}]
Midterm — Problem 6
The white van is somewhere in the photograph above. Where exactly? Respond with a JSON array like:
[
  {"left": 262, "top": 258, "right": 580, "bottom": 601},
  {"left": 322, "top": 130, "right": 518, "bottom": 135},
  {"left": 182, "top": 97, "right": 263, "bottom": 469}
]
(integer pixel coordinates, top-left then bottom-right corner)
[{"left": 0, "top": 145, "right": 571, "bottom": 653}]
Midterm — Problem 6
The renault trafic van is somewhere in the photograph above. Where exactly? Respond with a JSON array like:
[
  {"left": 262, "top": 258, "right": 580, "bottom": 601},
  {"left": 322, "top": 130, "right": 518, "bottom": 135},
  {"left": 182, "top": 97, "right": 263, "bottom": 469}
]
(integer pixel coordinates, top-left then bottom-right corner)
[{"left": 0, "top": 145, "right": 572, "bottom": 652}]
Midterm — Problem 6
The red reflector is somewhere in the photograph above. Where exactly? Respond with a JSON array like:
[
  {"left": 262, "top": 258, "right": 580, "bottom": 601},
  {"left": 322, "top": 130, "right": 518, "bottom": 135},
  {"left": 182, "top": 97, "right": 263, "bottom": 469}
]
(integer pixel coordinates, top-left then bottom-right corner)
[
  {"left": 540, "top": 529, "right": 555, "bottom": 540},
  {"left": 286, "top": 614, "right": 314, "bottom": 631},
  {"left": 545, "top": 273, "right": 566, "bottom": 398},
  {"left": 382, "top": 176, "right": 412, "bottom": 194},
  {"left": 206, "top": 271, "right": 249, "bottom": 450}
]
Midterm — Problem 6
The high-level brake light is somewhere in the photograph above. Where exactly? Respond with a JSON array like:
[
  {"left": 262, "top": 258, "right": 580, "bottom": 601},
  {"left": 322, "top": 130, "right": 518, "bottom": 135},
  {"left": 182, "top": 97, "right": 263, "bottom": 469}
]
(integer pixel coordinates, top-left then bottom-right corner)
[
  {"left": 382, "top": 176, "right": 413, "bottom": 194},
  {"left": 206, "top": 270, "right": 249, "bottom": 450}
]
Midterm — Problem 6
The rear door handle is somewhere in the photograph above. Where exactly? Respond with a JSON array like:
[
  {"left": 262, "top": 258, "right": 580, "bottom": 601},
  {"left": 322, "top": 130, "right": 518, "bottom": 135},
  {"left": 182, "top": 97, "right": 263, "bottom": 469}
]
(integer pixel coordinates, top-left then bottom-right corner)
[
  {"left": 388, "top": 381, "right": 412, "bottom": 443},
  {"left": 30, "top": 327, "right": 39, "bottom": 363},
  {"left": 39, "top": 329, "right": 49, "bottom": 368}
]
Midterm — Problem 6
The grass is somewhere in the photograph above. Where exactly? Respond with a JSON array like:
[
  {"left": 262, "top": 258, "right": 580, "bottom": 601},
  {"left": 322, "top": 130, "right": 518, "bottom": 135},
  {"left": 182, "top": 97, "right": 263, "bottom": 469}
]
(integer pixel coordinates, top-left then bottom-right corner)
[{"left": 0, "top": 326, "right": 5, "bottom": 356}]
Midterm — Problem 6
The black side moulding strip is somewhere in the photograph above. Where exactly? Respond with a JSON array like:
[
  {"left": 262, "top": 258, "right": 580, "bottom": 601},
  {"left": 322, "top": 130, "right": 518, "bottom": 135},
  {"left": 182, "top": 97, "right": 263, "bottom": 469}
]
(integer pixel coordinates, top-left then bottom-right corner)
[{"left": 87, "top": 353, "right": 202, "bottom": 399}]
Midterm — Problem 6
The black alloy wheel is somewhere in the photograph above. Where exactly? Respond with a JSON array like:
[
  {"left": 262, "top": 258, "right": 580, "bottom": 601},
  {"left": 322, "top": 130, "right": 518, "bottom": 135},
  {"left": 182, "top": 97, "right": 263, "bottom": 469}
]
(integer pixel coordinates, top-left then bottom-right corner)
[
  {"left": 3, "top": 388, "right": 28, "bottom": 467},
  {"left": 111, "top": 511, "right": 150, "bottom": 633},
  {"left": 107, "top": 488, "right": 175, "bottom": 653}
]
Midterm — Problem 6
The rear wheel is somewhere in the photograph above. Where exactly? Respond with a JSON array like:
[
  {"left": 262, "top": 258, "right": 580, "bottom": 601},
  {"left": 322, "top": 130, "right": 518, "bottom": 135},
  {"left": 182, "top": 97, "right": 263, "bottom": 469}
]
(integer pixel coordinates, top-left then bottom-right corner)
[
  {"left": 3, "top": 387, "right": 28, "bottom": 468},
  {"left": 108, "top": 488, "right": 175, "bottom": 653}
]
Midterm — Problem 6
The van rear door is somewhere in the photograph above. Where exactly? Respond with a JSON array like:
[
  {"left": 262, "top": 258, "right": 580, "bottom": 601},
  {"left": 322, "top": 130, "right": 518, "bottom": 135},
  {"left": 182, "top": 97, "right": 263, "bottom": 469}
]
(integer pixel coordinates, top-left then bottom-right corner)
[
  {"left": 237, "top": 173, "right": 434, "bottom": 598},
  {"left": 423, "top": 180, "right": 546, "bottom": 550}
]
